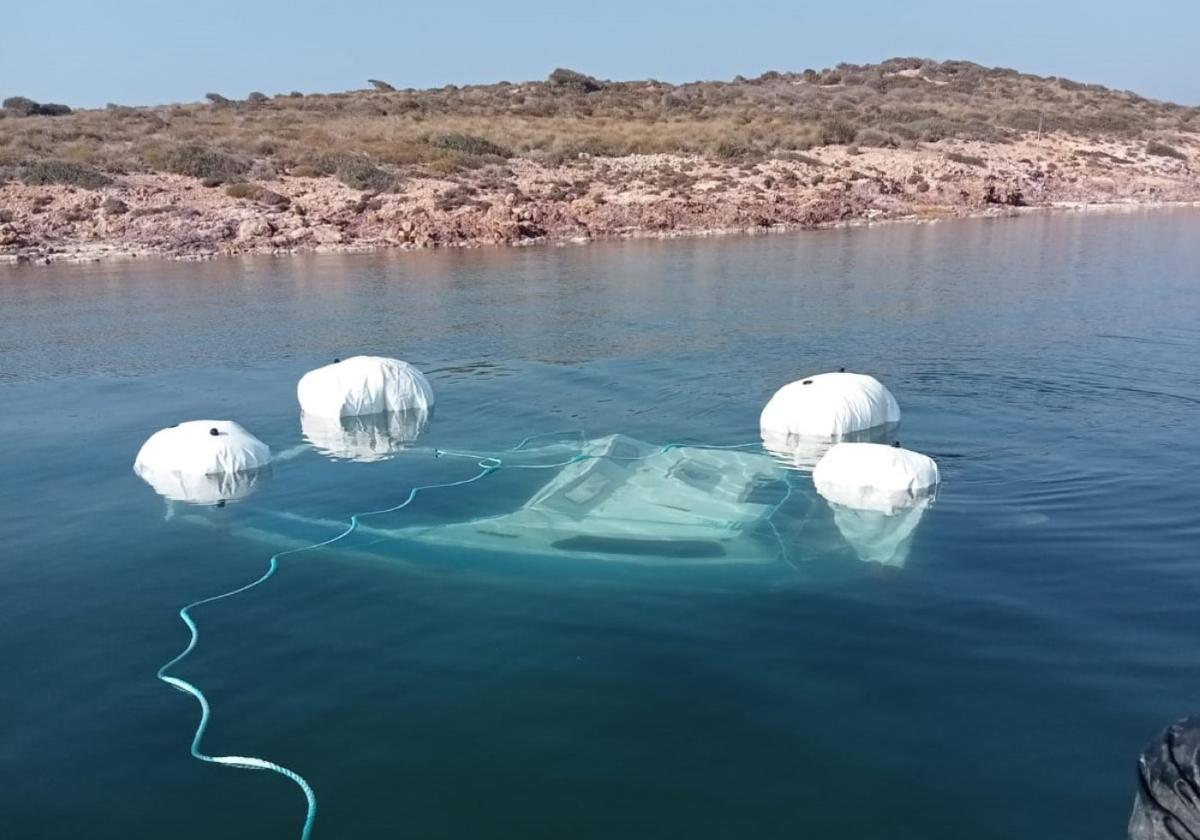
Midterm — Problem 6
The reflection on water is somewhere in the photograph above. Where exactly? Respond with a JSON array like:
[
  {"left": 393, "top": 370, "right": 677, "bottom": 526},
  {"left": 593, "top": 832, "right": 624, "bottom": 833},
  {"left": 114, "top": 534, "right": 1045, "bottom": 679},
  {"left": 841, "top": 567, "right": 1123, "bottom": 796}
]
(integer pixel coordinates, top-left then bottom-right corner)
[
  {"left": 134, "top": 463, "right": 271, "bottom": 506},
  {"left": 301, "top": 408, "right": 431, "bottom": 463},
  {"left": 826, "top": 498, "right": 933, "bottom": 568}
]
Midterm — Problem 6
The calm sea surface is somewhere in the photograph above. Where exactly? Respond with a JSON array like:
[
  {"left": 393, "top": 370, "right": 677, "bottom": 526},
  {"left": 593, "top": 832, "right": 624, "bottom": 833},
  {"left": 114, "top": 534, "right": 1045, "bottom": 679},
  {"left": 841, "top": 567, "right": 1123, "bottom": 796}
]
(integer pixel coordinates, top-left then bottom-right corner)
[{"left": 2, "top": 212, "right": 1199, "bottom": 839}]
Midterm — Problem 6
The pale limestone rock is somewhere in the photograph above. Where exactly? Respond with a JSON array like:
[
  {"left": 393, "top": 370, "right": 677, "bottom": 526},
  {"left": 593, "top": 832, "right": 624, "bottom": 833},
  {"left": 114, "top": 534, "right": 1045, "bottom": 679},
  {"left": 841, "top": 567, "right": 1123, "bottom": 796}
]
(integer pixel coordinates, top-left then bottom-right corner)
[
  {"left": 311, "top": 225, "right": 344, "bottom": 245},
  {"left": 237, "top": 218, "right": 274, "bottom": 240}
]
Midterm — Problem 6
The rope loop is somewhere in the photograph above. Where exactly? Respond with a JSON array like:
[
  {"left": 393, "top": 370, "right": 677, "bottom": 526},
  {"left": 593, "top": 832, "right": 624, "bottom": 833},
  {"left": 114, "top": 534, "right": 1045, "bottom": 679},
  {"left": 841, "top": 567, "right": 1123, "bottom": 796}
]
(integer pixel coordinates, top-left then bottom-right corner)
[{"left": 158, "top": 431, "right": 792, "bottom": 838}]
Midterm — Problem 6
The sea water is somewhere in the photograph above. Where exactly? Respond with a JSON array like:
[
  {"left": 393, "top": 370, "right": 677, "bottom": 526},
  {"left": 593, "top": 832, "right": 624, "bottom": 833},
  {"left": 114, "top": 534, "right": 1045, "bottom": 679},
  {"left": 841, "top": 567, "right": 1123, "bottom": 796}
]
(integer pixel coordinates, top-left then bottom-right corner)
[{"left": 2, "top": 210, "right": 1199, "bottom": 839}]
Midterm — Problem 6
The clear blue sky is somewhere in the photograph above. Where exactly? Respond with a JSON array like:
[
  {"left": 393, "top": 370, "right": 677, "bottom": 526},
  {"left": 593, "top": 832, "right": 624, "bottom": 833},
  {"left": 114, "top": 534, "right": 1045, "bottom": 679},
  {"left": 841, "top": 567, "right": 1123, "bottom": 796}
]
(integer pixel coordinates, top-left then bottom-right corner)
[{"left": 4, "top": 0, "right": 1198, "bottom": 108}]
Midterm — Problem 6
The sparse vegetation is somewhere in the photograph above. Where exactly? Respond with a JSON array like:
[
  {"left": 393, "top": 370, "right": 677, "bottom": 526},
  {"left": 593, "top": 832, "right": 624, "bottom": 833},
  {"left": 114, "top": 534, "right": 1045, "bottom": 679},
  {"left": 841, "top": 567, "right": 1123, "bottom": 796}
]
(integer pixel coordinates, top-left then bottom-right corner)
[
  {"left": 819, "top": 119, "right": 858, "bottom": 146},
  {"left": 333, "top": 155, "right": 394, "bottom": 191},
  {"left": 946, "top": 151, "right": 986, "bottom": 167},
  {"left": 548, "top": 68, "right": 603, "bottom": 92},
  {"left": 0, "top": 58, "right": 1196, "bottom": 189},
  {"left": 3, "top": 96, "right": 71, "bottom": 117},
  {"left": 856, "top": 129, "right": 898, "bottom": 148},
  {"left": 2, "top": 96, "right": 39, "bottom": 116},
  {"left": 20, "top": 160, "right": 111, "bottom": 188},
  {"left": 1146, "top": 141, "right": 1186, "bottom": 160},
  {"left": 145, "top": 144, "right": 249, "bottom": 182},
  {"left": 430, "top": 133, "right": 510, "bottom": 158},
  {"left": 225, "top": 182, "right": 289, "bottom": 205}
]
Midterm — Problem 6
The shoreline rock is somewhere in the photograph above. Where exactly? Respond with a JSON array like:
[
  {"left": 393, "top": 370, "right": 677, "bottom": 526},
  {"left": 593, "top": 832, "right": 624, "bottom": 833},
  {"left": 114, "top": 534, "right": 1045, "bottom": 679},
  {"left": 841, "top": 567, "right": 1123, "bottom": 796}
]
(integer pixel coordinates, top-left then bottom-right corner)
[{"left": 2, "top": 136, "right": 1197, "bottom": 266}]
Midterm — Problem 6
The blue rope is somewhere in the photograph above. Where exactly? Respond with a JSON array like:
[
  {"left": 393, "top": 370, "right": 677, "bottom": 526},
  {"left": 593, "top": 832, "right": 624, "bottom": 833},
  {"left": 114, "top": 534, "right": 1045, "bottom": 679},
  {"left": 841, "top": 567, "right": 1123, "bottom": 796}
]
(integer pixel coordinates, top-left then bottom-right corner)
[
  {"left": 157, "top": 457, "right": 502, "bottom": 840},
  {"left": 157, "top": 431, "right": 799, "bottom": 839}
]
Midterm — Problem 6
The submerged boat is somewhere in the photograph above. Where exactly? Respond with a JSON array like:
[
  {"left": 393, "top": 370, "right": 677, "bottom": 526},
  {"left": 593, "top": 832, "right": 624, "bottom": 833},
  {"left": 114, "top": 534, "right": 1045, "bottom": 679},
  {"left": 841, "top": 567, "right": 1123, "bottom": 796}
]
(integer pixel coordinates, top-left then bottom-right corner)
[
  {"left": 394, "top": 434, "right": 794, "bottom": 565},
  {"left": 168, "top": 434, "right": 933, "bottom": 570},
  {"left": 210, "top": 435, "right": 795, "bottom": 567}
]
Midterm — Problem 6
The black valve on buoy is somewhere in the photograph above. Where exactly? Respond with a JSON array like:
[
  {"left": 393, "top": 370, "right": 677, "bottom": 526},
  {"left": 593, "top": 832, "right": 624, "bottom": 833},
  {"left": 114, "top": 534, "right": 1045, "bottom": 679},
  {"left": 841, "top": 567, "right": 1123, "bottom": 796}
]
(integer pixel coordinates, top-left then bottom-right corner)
[
  {"left": 333, "top": 357, "right": 341, "bottom": 363},
  {"left": 209, "top": 427, "right": 220, "bottom": 436},
  {"left": 893, "top": 440, "right": 901, "bottom": 448}
]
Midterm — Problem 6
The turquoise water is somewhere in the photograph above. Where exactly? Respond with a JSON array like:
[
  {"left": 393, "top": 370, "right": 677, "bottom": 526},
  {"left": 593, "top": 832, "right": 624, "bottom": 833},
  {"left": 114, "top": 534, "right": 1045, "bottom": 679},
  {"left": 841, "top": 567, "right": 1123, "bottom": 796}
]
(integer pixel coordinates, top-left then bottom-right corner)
[{"left": 2, "top": 212, "right": 1199, "bottom": 839}]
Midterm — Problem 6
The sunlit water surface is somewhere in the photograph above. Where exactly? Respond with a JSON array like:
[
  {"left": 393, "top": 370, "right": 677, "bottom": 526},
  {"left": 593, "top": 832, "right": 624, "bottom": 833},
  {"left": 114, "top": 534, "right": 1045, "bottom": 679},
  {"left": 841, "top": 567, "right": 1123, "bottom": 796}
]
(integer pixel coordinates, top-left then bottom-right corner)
[{"left": 2, "top": 212, "right": 1199, "bottom": 839}]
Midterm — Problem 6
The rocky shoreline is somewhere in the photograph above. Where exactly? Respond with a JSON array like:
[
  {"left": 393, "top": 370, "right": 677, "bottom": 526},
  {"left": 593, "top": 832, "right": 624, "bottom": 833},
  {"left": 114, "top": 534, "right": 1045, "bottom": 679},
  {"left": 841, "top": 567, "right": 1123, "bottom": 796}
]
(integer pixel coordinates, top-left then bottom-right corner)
[{"left": 2, "top": 134, "right": 1197, "bottom": 265}]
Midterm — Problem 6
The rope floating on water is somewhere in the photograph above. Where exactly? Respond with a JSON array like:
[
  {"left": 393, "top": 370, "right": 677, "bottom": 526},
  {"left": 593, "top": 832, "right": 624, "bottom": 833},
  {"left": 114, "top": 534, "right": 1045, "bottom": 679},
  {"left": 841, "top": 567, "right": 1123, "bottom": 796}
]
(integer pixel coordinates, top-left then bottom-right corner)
[
  {"left": 157, "top": 457, "right": 502, "bottom": 839},
  {"left": 156, "top": 432, "right": 794, "bottom": 838}
]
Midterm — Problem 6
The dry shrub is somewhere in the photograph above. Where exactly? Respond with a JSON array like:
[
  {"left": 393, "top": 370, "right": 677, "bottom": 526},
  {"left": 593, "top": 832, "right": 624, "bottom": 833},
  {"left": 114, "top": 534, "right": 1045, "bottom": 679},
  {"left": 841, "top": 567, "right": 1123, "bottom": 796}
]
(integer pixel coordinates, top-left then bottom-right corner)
[
  {"left": 430, "top": 133, "right": 510, "bottom": 158},
  {"left": 21, "top": 160, "right": 112, "bottom": 188},
  {"left": 1, "top": 58, "right": 1195, "bottom": 183},
  {"left": 224, "top": 182, "right": 287, "bottom": 205},
  {"left": 3, "top": 96, "right": 72, "bottom": 117},
  {"left": 1146, "top": 140, "right": 1186, "bottom": 160},
  {"left": 946, "top": 151, "right": 986, "bottom": 167},
  {"left": 146, "top": 144, "right": 249, "bottom": 182},
  {"left": 334, "top": 155, "right": 394, "bottom": 191},
  {"left": 818, "top": 118, "right": 858, "bottom": 145}
]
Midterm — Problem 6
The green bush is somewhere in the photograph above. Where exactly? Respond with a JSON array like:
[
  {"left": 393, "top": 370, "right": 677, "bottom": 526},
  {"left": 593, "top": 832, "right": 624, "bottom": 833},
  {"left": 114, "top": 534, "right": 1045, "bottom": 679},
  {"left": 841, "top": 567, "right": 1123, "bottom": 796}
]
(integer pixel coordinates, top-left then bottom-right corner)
[
  {"left": 21, "top": 160, "right": 112, "bottom": 188},
  {"left": 368, "top": 79, "right": 396, "bottom": 92},
  {"left": 3, "top": 96, "right": 39, "bottom": 116},
  {"left": 430, "top": 133, "right": 511, "bottom": 158},
  {"left": 334, "top": 156, "right": 393, "bottom": 191},
  {"left": 946, "top": 151, "right": 986, "bottom": 167},
  {"left": 246, "top": 91, "right": 268, "bottom": 103},
  {"left": 1146, "top": 141, "right": 1186, "bottom": 160},
  {"left": 548, "top": 68, "right": 603, "bottom": 92},
  {"left": 146, "top": 144, "right": 249, "bottom": 182},
  {"left": 2, "top": 96, "right": 71, "bottom": 117}
]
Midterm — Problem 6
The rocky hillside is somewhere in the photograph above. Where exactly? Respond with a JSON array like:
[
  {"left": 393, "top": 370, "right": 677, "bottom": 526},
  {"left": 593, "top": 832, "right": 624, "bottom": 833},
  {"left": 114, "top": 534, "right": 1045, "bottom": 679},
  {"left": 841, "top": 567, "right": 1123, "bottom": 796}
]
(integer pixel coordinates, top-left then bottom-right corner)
[{"left": 1, "top": 59, "right": 1197, "bottom": 262}]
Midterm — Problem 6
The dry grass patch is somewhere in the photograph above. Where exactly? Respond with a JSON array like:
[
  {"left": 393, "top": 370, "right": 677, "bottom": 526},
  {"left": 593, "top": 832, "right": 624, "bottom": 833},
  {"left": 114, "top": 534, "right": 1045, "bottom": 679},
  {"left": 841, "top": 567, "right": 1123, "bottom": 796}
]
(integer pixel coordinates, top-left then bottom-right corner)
[{"left": 2, "top": 58, "right": 1197, "bottom": 188}]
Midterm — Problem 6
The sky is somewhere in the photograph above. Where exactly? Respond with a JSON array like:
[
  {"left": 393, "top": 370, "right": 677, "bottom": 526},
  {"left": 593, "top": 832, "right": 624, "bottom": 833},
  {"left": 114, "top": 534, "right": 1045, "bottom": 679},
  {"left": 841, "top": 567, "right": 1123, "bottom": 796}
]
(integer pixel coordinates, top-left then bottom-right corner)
[{"left": 3, "top": 0, "right": 1198, "bottom": 108}]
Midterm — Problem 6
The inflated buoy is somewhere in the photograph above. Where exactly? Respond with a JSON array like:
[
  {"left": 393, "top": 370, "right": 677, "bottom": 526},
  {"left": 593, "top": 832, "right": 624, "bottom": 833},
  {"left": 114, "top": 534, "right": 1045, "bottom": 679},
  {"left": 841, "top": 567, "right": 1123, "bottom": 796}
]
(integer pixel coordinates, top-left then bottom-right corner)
[
  {"left": 134, "top": 420, "right": 271, "bottom": 504},
  {"left": 813, "top": 442, "right": 939, "bottom": 566},
  {"left": 813, "top": 442, "right": 938, "bottom": 514},
  {"left": 760, "top": 372, "right": 900, "bottom": 439},
  {"left": 761, "top": 423, "right": 896, "bottom": 471},
  {"left": 297, "top": 355, "right": 434, "bottom": 418}
]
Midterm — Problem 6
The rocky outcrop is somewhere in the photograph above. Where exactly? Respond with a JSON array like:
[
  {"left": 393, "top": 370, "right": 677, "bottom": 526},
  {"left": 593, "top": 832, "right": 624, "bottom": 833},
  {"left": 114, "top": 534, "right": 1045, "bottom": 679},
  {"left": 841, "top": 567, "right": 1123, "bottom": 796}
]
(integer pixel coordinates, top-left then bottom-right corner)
[{"left": 2, "top": 135, "right": 1197, "bottom": 264}]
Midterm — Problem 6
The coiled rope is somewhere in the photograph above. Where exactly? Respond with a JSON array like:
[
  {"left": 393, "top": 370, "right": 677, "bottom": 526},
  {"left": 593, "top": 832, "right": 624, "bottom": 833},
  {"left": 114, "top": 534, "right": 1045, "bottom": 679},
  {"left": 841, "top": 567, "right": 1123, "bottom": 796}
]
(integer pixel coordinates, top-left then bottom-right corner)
[{"left": 157, "top": 432, "right": 801, "bottom": 838}]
